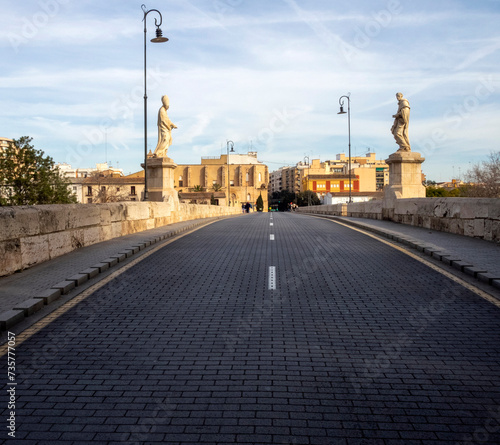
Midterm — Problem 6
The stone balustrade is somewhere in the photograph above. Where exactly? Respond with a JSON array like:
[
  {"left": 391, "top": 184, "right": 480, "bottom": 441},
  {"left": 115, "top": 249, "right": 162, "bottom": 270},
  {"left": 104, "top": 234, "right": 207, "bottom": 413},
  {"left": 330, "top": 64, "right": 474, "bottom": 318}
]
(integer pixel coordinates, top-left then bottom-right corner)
[
  {"left": 297, "top": 198, "right": 500, "bottom": 243},
  {"left": 0, "top": 201, "right": 241, "bottom": 277}
]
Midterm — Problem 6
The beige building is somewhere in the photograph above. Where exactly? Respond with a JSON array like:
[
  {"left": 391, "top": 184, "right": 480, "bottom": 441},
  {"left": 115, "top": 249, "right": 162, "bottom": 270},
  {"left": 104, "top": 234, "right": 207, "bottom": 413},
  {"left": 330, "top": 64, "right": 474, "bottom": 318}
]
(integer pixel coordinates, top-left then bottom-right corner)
[
  {"left": 272, "top": 152, "right": 388, "bottom": 196},
  {"left": 175, "top": 151, "right": 269, "bottom": 210},
  {"left": 58, "top": 162, "right": 144, "bottom": 204}
]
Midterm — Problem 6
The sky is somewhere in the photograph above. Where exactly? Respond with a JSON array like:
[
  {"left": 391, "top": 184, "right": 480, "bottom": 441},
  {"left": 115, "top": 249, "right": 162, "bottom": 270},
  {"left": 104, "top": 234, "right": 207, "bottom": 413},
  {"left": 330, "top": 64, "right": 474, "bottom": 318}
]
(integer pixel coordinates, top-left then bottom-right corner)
[{"left": 1, "top": 0, "right": 500, "bottom": 181}]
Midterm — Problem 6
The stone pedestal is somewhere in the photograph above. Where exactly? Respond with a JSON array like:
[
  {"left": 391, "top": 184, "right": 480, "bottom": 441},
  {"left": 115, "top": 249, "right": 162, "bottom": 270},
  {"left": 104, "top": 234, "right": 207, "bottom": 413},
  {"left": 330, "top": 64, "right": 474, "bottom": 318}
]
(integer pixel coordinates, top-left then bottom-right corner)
[
  {"left": 142, "top": 156, "right": 179, "bottom": 204},
  {"left": 384, "top": 151, "right": 426, "bottom": 202}
]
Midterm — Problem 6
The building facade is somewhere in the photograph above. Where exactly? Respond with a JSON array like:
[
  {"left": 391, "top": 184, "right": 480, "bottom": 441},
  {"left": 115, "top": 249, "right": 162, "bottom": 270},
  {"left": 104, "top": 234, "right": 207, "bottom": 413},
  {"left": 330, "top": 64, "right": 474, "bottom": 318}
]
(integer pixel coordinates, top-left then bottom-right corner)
[{"left": 174, "top": 152, "right": 269, "bottom": 210}]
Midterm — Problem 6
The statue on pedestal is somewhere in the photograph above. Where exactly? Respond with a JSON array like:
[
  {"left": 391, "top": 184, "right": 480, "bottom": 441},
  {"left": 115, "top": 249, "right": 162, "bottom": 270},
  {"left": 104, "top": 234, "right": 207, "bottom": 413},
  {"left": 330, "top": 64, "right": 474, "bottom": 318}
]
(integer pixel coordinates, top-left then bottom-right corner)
[
  {"left": 153, "top": 95, "right": 177, "bottom": 158},
  {"left": 391, "top": 92, "right": 411, "bottom": 152}
]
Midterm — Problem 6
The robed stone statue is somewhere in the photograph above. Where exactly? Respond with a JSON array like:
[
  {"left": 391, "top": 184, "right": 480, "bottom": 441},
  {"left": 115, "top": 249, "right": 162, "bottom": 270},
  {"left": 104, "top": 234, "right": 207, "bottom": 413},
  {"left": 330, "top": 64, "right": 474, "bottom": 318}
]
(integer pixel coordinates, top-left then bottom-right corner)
[
  {"left": 391, "top": 92, "right": 411, "bottom": 152},
  {"left": 153, "top": 95, "right": 177, "bottom": 158}
]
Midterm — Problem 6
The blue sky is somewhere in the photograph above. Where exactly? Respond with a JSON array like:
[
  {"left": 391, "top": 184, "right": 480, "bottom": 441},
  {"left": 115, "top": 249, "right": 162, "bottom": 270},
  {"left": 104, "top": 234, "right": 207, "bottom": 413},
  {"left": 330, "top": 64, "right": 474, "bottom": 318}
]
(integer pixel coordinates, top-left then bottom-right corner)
[{"left": 1, "top": 0, "right": 499, "bottom": 181}]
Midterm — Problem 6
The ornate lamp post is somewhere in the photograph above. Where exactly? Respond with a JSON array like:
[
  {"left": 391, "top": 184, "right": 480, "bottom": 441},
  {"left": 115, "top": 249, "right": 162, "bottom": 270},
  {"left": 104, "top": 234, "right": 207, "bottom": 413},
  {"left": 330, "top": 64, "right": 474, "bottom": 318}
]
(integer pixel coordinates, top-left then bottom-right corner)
[
  {"left": 304, "top": 155, "right": 310, "bottom": 206},
  {"left": 226, "top": 140, "right": 235, "bottom": 206},
  {"left": 338, "top": 93, "right": 352, "bottom": 203},
  {"left": 142, "top": 4, "right": 168, "bottom": 201}
]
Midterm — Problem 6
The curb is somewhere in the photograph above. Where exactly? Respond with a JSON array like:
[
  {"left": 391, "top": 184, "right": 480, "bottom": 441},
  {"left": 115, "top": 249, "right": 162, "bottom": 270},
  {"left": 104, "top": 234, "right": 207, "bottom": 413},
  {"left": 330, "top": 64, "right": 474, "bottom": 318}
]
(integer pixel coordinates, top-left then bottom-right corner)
[
  {"left": 307, "top": 213, "right": 500, "bottom": 292},
  {"left": 0, "top": 216, "right": 235, "bottom": 331}
]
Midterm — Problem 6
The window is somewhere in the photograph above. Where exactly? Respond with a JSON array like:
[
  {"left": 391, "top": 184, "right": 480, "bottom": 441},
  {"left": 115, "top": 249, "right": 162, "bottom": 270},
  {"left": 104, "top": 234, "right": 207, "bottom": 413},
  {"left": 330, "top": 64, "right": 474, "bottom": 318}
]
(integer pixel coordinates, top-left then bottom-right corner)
[
  {"left": 87, "top": 198, "right": 93, "bottom": 203},
  {"left": 258, "top": 173, "right": 262, "bottom": 182},
  {"left": 116, "top": 187, "right": 120, "bottom": 192},
  {"left": 230, "top": 180, "right": 234, "bottom": 186},
  {"left": 179, "top": 176, "right": 183, "bottom": 187},
  {"left": 246, "top": 173, "right": 249, "bottom": 182},
  {"left": 131, "top": 186, "right": 136, "bottom": 195},
  {"left": 86, "top": 186, "right": 92, "bottom": 196},
  {"left": 101, "top": 186, "right": 106, "bottom": 192}
]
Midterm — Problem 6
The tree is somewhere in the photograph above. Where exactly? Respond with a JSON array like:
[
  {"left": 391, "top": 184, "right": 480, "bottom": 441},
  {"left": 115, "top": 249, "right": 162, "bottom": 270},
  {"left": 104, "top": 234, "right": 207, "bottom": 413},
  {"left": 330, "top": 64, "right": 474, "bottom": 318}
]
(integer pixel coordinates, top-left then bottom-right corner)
[
  {"left": 269, "top": 190, "right": 295, "bottom": 211},
  {"left": 212, "top": 183, "right": 222, "bottom": 192},
  {"left": 256, "top": 194, "right": 264, "bottom": 212},
  {"left": 0, "top": 136, "right": 77, "bottom": 206},
  {"left": 84, "top": 171, "right": 124, "bottom": 203},
  {"left": 296, "top": 190, "right": 321, "bottom": 207},
  {"left": 462, "top": 151, "right": 500, "bottom": 198}
]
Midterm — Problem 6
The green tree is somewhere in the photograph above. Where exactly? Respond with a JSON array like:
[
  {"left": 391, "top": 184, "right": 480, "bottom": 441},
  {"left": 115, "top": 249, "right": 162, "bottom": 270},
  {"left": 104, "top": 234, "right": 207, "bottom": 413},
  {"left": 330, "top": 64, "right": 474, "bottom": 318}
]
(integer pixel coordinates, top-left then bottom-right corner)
[
  {"left": 212, "top": 183, "right": 222, "bottom": 192},
  {"left": 296, "top": 190, "right": 321, "bottom": 206},
  {"left": 269, "top": 190, "right": 295, "bottom": 211},
  {"left": 256, "top": 193, "right": 264, "bottom": 211},
  {"left": 192, "top": 185, "right": 204, "bottom": 192},
  {"left": 0, "top": 136, "right": 77, "bottom": 206},
  {"left": 425, "top": 186, "right": 449, "bottom": 197}
]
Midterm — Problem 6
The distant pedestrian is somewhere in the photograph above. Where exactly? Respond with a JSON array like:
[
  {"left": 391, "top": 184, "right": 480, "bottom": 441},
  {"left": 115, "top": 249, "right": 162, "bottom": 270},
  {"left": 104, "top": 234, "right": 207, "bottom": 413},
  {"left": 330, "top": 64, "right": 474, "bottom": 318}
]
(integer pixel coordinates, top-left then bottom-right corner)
[
  {"left": 245, "top": 202, "right": 251, "bottom": 213},
  {"left": 242, "top": 203, "right": 245, "bottom": 214}
]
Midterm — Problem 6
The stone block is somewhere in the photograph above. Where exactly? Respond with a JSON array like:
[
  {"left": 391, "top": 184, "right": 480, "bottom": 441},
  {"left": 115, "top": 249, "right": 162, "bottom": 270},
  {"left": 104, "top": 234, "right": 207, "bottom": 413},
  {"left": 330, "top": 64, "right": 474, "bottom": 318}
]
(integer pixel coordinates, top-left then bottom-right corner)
[
  {"left": 91, "top": 262, "right": 110, "bottom": 273},
  {"left": 83, "top": 226, "right": 101, "bottom": 246},
  {"left": 80, "top": 267, "right": 100, "bottom": 279},
  {"left": 47, "top": 231, "right": 77, "bottom": 259},
  {"left": 0, "top": 207, "right": 40, "bottom": 242},
  {"left": 451, "top": 260, "right": 473, "bottom": 271},
  {"left": 99, "top": 205, "right": 112, "bottom": 226},
  {"left": 463, "top": 266, "right": 488, "bottom": 278},
  {"left": 34, "top": 288, "right": 62, "bottom": 304},
  {"left": 463, "top": 220, "right": 475, "bottom": 237},
  {"left": 101, "top": 257, "right": 118, "bottom": 267},
  {"left": 21, "top": 235, "right": 50, "bottom": 268},
  {"left": 37, "top": 205, "right": 70, "bottom": 234},
  {"left": 0, "top": 240, "right": 22, "bottom": 277},
  {"left": 67, "top": 273, "right": 89, "bottom": 286},
  {"left": 125, "top": 202, "right": 150, "bottom": 221},
  {"left": 0, "top": 310, "right": 25, "bottom": 331},
  {"left": 473, "top": 219, "right": 485, "bottom": 238},
  {"left": 52, "top": 280, "right": 76, "bottom": 294},
  {"left": 14, "top": 298, "right": 45, "bottom": 316},
  {"left": 66, "top": 204, "right": 100, "bottom": 229},
  {"left": 110, "top": 253, "right": 127, "bottom": 263}
]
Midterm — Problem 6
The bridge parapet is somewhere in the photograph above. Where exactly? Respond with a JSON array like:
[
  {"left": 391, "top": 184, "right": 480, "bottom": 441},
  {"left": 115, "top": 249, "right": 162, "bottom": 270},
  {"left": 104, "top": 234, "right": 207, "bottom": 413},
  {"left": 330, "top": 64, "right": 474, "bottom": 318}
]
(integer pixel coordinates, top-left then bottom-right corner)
[
  {"left": 297, "top": 197, "right": 500, "bottom": 243},
  {"left": 0, "top": 201, "right": 241, "bottom": 277}
]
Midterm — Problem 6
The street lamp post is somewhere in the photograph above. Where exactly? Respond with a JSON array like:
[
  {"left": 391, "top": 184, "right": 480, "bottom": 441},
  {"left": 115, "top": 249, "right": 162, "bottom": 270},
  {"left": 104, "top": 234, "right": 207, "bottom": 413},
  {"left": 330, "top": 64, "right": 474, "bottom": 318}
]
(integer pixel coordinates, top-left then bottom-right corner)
[
  {"left": 338, "top": 93, "right": 352, "bottom": 203},
  {"left": 226, "top": 140, "right": 235, "bottom": 206},
  {"left": 304, "top": 155, "right": 310, "bottom": 206},
  {"left": 142, "top": 4, "right": 168, "bottom": 201}
]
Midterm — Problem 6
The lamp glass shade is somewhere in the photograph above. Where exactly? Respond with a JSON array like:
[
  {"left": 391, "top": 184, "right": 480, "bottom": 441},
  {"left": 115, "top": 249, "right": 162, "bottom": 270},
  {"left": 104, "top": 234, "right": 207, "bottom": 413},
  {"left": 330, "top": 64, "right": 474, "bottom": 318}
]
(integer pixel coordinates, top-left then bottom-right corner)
[{"left": 338, "top": 106, "right": 346, "bottom": 115}]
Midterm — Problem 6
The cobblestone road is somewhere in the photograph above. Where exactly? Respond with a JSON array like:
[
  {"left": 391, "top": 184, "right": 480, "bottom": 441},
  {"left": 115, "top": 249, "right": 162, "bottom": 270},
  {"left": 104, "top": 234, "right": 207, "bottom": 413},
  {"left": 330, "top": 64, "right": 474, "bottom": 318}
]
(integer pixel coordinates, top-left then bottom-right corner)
[{"left": 2, "top": 213, "right": 500, "bottom": 444}]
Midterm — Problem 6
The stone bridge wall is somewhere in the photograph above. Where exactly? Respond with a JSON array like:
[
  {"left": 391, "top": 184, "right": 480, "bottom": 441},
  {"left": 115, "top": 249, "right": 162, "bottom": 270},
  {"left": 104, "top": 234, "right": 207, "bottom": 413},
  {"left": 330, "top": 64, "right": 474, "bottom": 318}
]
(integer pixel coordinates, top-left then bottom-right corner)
[
  {"left": 0, "top": 202, "right": 241, "bottom": 277},
  {"left": 297, "top": 198, "right": 500, "bottom": 243}
]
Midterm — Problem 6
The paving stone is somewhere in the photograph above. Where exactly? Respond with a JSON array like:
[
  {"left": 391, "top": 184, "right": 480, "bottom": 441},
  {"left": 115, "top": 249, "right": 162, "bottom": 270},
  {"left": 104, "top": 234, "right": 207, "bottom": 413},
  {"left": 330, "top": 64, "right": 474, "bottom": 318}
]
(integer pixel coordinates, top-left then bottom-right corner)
[
  {"left": 100, "top": 257, "right": 118, "bottom": 267},
  {"left": 51, "top": 280, "right": 76, "bottom": 294},
  {"left": 13, "top": 298, "right": 45, "bottom": 316},
  {"left": 109, "top": 253, "right": 127, "bottom": 263},
  {"left": 67, "top": 273, "right": 89, "bottom": 286},
  {"left": 0, "top": 309, "right": 25, "bottom": 330},
  {"left": 477, "top": 272, "right": 500, "bottom": 284},
  {"left": 34, "top": 288, "right": 62, "bottom": 304},
  {"left": 463, "top": 266, "right": 488, "bottom": 277}
]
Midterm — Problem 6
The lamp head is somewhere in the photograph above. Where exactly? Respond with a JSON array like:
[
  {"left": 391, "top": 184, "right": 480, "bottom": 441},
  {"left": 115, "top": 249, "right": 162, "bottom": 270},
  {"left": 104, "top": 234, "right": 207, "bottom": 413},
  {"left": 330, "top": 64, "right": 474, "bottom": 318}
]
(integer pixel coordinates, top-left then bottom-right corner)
[
  {"left": 151, "top": 27, "right": 168, "bottom": 43},
  {"left": 338, "top": 106, "right": 346, "bottom": 115}
]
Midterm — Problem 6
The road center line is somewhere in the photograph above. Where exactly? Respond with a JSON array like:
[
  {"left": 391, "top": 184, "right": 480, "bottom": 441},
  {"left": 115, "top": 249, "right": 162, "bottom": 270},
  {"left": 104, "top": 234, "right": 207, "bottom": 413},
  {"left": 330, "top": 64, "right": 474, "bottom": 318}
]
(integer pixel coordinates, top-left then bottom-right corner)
[
  {"left": 270, "top": 234, "right": 275, "bottom": 240},
  {"left": 268, "top": 266, "right": 276, "bottom": 290}
]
